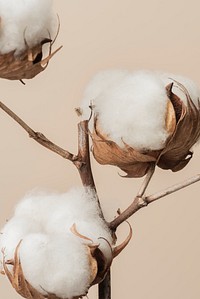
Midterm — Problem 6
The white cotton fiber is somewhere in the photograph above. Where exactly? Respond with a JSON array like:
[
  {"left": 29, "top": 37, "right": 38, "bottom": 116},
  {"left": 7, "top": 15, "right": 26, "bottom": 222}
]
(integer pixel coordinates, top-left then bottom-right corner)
[
  {"left": 0, "top": 216, "right": 41, "bottom": 261},
  {"left": 81, "top": 70, "right": 129, "bottom": 119},
  {"left": 82, "top": 70, "right": 169, "bottom": 150},
  {"left": 19, "top": 233, "right": 92, "bottom": 298},
  {"left": 45, "top": 188, "right": 113, "bottom": 244},
  {"left": 15, "top": 188, "right": 113, "bottom": 247},
  {"left": 0, "top": 187, "right": 113, "bottom": 297},
  {"left": 14, "top": 190, "right": 62, "bottom": 229},
  {"left": 0, "top": 0, "right": 56, "bottom": 54},
  {"left": 159, "top": 72, "right": 200, "bottom": 107}
]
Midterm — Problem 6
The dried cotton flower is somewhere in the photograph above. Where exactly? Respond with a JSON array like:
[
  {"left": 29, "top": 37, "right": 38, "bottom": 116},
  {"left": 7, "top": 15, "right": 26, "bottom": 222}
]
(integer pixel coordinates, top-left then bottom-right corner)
[
  {"left": 0, "top": 0, "right": 61, "bottom": 80},
  {"left": 81, "top": 70, "right": 200, "bottom": 177},
  {"left": 0, "top": 187, "right": 131, "bottom": 299}
]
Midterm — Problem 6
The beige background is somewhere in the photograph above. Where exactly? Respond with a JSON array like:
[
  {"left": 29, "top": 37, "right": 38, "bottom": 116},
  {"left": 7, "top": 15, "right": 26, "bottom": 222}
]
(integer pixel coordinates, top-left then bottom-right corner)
[{"left": 1, "top": 0, "right": 200, "bottom": 298}]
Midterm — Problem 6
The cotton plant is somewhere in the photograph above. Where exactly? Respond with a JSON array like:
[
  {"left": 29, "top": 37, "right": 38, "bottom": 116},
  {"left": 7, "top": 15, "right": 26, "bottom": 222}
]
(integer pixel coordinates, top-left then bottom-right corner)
[
  {"left": 0, "top": 67, "right": 200, "bottom": 299},
  {"left": 81, "top": 70, "right": 200, "bottom": 177},
  {"left": 0, "top": 6, "right": 199, "bottom": 298},
  {"left": 0, "top": 0, "right": 61, "bottom": 81},
  {"left": 0, "top": 187, "right": 131, "bottom": 299}
]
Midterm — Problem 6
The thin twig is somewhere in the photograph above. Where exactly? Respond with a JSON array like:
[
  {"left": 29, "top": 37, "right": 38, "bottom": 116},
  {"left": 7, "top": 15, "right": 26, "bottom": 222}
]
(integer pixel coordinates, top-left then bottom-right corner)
[
  {"left": 109, "top": 173, "right": 200, "bottom": 230},
  {"left": 145, "top": 173, "right": 200, "bottom": 204},
  {"left": 0, "top": 101, "right": 75, "bottom": 161},
  {"left": 109, "top": 166, "right": 156, "bottom": 230},
  {"left": 137, "top": 163, "right": 155, "bottom": 197}
]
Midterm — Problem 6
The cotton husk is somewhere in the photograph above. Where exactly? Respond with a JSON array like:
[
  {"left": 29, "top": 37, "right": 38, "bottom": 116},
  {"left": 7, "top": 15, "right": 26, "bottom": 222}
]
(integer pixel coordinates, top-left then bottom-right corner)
[
  {"left": 1, "top": 225, "right": 132, "bottom": 299},
  {"left": 0, "top": 0, "right": 61, "bottom": 81},
  {"left": 0, "top": 39, "right": 62, "bottom": 81},
  {"left": 91, "top": 82, "right": 200, "bottom": 177},
  {"left": 0, "top": 187, "right": 132, "bottom": 299}
]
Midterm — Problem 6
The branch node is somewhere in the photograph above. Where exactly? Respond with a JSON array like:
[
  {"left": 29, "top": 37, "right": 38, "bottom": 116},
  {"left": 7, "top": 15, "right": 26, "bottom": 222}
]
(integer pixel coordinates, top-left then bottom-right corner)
[
  {"left": 137, "top": 196, "right": 148, "bottom": 208},
  {"left": 73, "top": 160, "right": 84, "bottom": 170}
]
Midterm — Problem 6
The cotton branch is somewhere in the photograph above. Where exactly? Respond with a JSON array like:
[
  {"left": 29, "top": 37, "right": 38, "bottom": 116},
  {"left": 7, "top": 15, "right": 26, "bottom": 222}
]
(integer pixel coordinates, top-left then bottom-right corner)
[
  {"left": 75, "top": 121, "right": 96, "bottom": 189},
  {"left": 0, "top": 100, "right": 100, "bottom": 195},
  {"left": 0, "top": 101, "right": 75, "bottom": 160},
  {"left": 109, "top": 173, "right": 200, "bottom": 230},
  {"left": 145, "top": 174, "right": 200, "bottom": 203},
  {"left": 0, "top": 100, "right": 110, "bottom": 299}
]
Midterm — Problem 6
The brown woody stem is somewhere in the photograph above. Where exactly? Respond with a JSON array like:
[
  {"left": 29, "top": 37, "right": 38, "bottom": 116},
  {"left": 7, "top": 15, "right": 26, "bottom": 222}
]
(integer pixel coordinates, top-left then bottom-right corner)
[
  {"left": 137, "top": 163, "right": 155, "bottom": 197},
  {"left": 0, "top": 101, "right": 75, "bottom": 160},
  {"left": 74, "top": 121, "right": 96, "bottom": 189},
  {"left": 99, "top": 270, "right": 111, "bottom": 299},
  {"left": 109, "top": 173, "right": 200, "bottom": 230},
  {"left": 74, "top": 121, "right": 103, "bottom": 214}
]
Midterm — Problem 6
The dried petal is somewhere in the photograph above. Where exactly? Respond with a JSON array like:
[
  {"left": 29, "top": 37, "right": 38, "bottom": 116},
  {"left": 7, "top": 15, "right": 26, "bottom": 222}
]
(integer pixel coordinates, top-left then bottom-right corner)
[
  {"left": 3, "top": 241, "right": 45, "bottom": 299},
  {"left": 91, "top": 119, "right": 159, "bottom": 178},
  {"left": 113, "top": 222, "right": 132, "bottom": 258},
  {"left": 165, "top": 99, "right": 176, "bottom": 135},
  {"left": 86, "top": 246, "right": 98, "bottom": 284},
  {"left": 0, "top": 40, "right": 62, "bottom": 81},
  {"left": 91, "top": 246, "right": 109, "bottom": 285},
  {"left": 70, "top": 223, "right": 94, "bottom": 243},
  {"left": 158, "top": 83, "right": 200, "bottom": 171},
  {"left": 70, "top": 223, "right": 112, "bottom": 286}
]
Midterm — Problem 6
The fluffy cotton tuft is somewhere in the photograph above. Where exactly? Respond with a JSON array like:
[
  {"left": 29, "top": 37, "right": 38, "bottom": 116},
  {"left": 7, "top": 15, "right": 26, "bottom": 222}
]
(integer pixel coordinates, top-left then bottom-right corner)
[
  {"left": 0, "top": 187, "right": 113, "bottom": 298},
  {"left": 82, "top": 70, "right": 169, "bottom": 150},
  {"left": 14, "top": 188, "right": 112, "bottom": 245},
  {"left": 0, "top": 216, "right": 41, "bottom": 262},
  {"left": 0, "top": 0, "right": 56, "bottom": 54},
  {"left": 81, "top": 70, "right": 200, "bottom": 151},
  {"left": 81, "top": 69, "right": 129, "bottom": 119},
  {"left": 19, "top": 233, "right": 92, "bottom": 298}
]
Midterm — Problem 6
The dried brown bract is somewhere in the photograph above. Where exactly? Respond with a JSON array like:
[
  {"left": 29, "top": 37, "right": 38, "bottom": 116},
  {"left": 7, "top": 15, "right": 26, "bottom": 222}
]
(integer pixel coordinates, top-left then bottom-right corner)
[
  {"left": 157, "top": 82, "right": 200, "bottom": 171},
  {"left": 91, "top": 83, "right": 200, "bottom": 177},
  {"left": 0, "top": 38, "right": 62, "bottom": 81}
]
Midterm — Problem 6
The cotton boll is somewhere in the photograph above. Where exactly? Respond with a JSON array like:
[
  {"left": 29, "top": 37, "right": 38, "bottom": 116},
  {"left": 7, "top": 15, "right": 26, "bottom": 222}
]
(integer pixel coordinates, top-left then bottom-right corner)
[
  {"left": 0, "top": 216, "right": 41, "bottom": 262},
  {"left": 89, "top": 70, "right": 169, "bottom": 150},
  {"left": 0, "top": 188, "right": 115, "bottom": 298},
  {"left": 19, "top": 233, "right": 93, "bottom": 298},
  {"left": 0, "top": 0, "right": 56, "bottom": 54},
  {"left": 81, "top": 70, "right": 129, "bottom": 119},
  {"left": 160, "top": 72, "right": 200, "bottom": 107}
]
